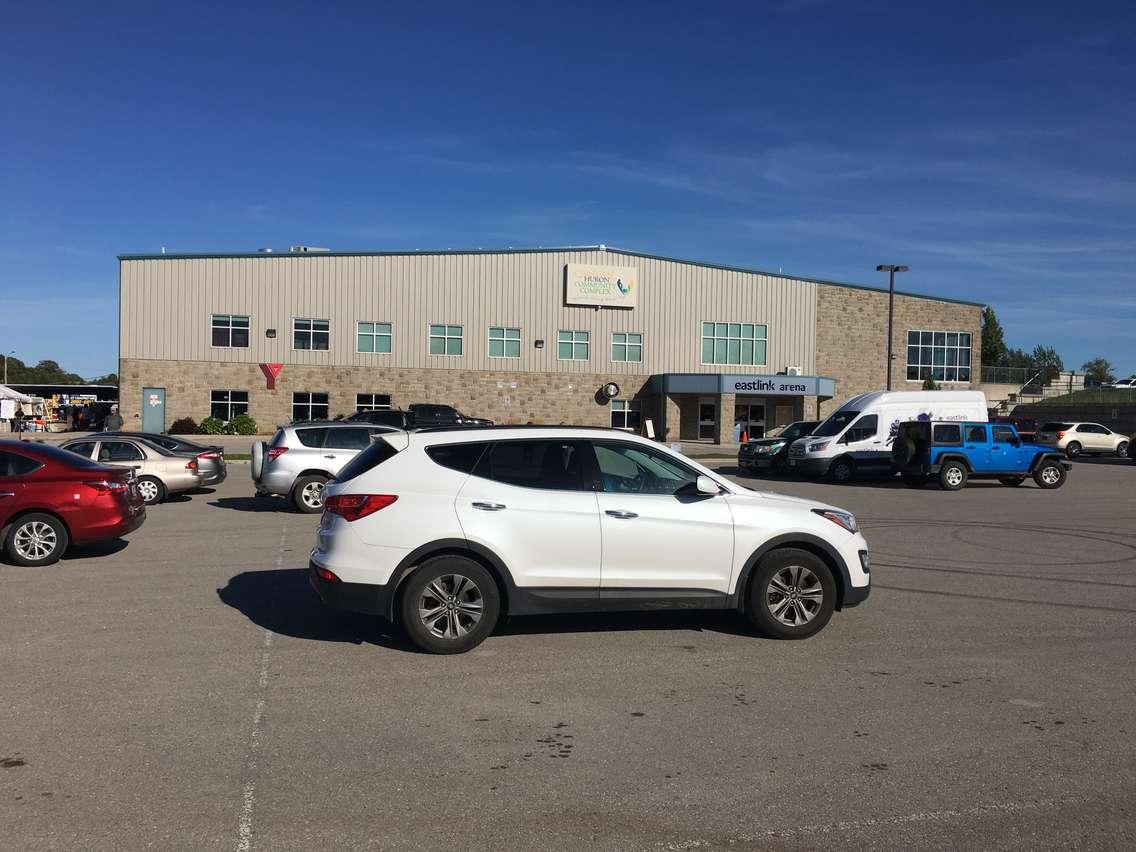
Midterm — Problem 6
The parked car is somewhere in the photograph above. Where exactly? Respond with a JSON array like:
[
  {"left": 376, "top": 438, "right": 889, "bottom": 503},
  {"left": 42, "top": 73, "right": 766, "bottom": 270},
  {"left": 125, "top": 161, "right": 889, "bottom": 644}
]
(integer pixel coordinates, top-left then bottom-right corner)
[
  {"left": 1129, "top": 433, "right": 1136, "bottom": 463},
  {"left": 891, "top": 421, "right": 1069, "bottom": 490},
  {"left": 1034, "top": 422, "right": 1129, "bottom": 459},
  {"left": 738, "top": 420, "right": 819, "bottom": 476},
  {"left": 309, "top": 426, "right": 871, "bottom": 654},
  {"left": 251, "top": 422, "right": 403, "bottom": 512},
  {"left": 0, "top": 439, "right": 145, "bottom": 566},
  {"left": 59, "top": 437, "right": 202, "bottom": 504},
  {"left": 100, "top": 431, "right": 226, "bottom": 486},
  {"left": 787, "top": 390, "right": 989, "bottom": 482},
  {"left": 1105, "top": 378, "right": 1136, "bottom": 389},
  {"left": 990, "top": 415, "right": 1039, "bottom": 442}
]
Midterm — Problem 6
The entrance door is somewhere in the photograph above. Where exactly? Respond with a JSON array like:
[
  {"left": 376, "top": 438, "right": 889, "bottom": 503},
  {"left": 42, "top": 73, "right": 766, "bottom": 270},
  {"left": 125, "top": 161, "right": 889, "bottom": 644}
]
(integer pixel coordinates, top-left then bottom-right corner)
[
  {"left": 734, "top": 402, "right": 766, "bottom": 440},
  {"left": 141, "top": 388, "right": 165, "bottom": 433},
  {"left": 698, "top": 401, "right": 717, "bottom": 440}
]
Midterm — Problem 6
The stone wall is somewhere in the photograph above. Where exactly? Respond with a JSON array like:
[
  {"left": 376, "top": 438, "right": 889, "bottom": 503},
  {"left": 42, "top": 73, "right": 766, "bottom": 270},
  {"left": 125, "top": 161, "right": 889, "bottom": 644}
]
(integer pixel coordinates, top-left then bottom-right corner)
[
  {"left": 119, "top": 358, "right": 653, "bottom": 433},
  {"left": 815, "top": 286, "right": 983, "bottom": 417}
]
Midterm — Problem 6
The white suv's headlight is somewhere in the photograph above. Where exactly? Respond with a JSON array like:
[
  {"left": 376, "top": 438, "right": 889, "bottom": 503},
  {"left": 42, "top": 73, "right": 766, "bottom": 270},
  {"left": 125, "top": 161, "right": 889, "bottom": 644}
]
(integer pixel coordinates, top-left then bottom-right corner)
[
  {"left": 808, "top": 441, "right": 830, "bottom": 453},
  {"left": 812, "top": 508, "right": 858, "bottom": 534}
]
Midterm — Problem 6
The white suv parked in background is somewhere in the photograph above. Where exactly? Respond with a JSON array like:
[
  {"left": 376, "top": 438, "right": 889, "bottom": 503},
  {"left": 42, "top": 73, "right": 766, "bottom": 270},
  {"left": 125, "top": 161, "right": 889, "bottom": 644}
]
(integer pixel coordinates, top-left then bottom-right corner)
[
  {"left": 310, "top": 427, "right": 871, "bottom": 653},
  {"left": 1036, "top": 422, "right": 1130, "bottom": 459}
]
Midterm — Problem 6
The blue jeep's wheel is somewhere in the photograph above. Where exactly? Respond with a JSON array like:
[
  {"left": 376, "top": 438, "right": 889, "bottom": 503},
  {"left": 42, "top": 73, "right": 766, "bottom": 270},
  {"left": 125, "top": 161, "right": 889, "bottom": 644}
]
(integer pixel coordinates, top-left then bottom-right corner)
[{"left": 939, "top": 461, "right": 967, "bottom": 491}]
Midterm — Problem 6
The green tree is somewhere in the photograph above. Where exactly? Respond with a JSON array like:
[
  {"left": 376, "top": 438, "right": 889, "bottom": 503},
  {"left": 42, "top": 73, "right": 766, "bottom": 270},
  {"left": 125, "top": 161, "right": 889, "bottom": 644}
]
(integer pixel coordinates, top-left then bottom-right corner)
[
  {"left": 1030, "top": 345, "right": 1064, "bottom": 383},
  {"left": 1080, "top": 358, "right": 1115, "bottom": 385},
  {"left": 980, "top": 307, "right": 1007, "bottom": 366}
]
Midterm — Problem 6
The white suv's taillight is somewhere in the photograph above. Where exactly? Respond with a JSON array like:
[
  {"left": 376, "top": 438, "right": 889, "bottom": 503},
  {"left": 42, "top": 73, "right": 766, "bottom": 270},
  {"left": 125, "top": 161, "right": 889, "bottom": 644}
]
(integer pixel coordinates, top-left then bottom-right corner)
[
  {"left": 324, "top": 494, "right": 398, "bottom": 521},
  {"left": 267, "top": 446, "right": 289, "bottom": 462}
]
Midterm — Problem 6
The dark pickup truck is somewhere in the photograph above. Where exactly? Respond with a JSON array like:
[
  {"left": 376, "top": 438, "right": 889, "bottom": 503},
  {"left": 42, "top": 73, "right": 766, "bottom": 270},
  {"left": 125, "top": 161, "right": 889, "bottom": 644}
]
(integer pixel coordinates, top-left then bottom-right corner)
[{"left": 891, "top": 420, "right": 1069, "bottom": 491}]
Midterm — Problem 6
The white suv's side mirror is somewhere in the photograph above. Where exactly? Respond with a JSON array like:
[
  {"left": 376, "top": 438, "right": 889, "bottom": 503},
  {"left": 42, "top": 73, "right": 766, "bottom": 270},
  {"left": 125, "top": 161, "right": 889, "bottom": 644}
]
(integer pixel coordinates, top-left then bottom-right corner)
[{"left": 696, "top": 475, "right": 720, "bottom": 495}]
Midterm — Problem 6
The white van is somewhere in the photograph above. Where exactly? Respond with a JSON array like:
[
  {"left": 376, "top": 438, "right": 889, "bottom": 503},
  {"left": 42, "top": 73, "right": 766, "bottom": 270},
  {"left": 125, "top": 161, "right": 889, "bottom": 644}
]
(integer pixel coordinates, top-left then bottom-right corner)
[{"left": 787, "top": 390, "right": 988, "bottom": 482}]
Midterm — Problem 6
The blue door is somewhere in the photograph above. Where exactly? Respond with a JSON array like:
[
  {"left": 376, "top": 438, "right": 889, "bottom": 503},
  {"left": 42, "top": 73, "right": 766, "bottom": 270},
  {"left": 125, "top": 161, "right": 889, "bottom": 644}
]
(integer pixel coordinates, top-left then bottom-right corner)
[
  {"left": 989, "top": 424, "right": 1022, "bottom": 471},
  {"left": 963, "top": 424, "right": 994, "bottom": 471},
  {"left": 141, "top": 387, "right": 166, "bottom": 433}
]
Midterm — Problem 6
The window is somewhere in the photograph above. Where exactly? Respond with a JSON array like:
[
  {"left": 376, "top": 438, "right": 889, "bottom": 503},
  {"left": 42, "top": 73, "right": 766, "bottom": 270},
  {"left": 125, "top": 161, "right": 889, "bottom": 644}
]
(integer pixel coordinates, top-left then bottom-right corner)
[
  {"left": 965, "top": 425, "right": 988, "bottom": 443},
  {"left": 210, "top": 389, "right": 249, "bottom": 421},
  {"left": 64, "top": 441, "right": 96, "bottom": 458},
  {"left": 488, "top": 326, "right": 521, "bottom": 358},
  {"left": 429, "top": 324, "right": 463, "bottom": 356},
  {"left": 0, "top": 451, "right": 42, "bottom": 477},
  {"left": 324, "top": 428, "right": 373, "bottom": 450},
  {"left": 336, "top": 439, "right": 401, "bottom": 482},
  {"left": 701, "top": 322, "right": 767, "bottom": 366},
  {"left": 992, "top": 425, "right": 1018, "bottom": 444},
  {"left": 611, "top": 332, "right": 643, "bottom": 363},
  {"left": 356, "top": 393, "right": 392, "bottom": 411},
  {"left": 592, "top": 441, "right": 699, "bottom": 495},
  {"left": 294, "top": 318, "right": 330, "bottom": 351},
  {"left": 906, "top": 330, "right": 972, "bottom": 382},
  {"left": 473, "top": 440, "right": 587, "bottom": 490},
  {"left": 841, "top": 414, "right": 878, "bottom": 443},
  {"left": 99, "top": 441, "right": 144, "bottom": 462},
  {"left": 813, "top": 410, "right": 860, "bottom": 438},
  {"left": 292, "top": 392, "right": 329, "bottom": 422},
  {"left": 557, "top": 330, "right": 590, "bottom": 360},
  {"left": 427, "top": 442, "right": 490, "bottom": 474},
  {"left": 211, "top": 314, "right": 250, "bottom": 348},
  {"left": 357, "top": 321, "right": 392, "bottom": 354},
  {"left": 1076, "top": 423, "right": 1107, "bottom": 434},
  {"left": 610, "top": 400, "right": 641, "bottom": 431},
  {"left": 932, "top": 424, "right": 962, "bottom": 444}
]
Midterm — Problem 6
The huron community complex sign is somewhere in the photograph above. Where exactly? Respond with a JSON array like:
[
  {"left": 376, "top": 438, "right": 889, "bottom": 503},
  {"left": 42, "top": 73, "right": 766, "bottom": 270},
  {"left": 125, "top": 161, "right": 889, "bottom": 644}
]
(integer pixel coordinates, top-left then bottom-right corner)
[{"left": 565, "top": 263, "right": 638, "bottom": 308}]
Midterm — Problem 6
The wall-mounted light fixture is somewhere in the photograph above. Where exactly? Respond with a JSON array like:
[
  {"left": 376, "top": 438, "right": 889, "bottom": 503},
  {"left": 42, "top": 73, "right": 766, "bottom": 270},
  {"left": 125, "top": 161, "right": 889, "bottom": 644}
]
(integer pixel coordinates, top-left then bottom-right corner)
[
  {"left": 265, "top": 328, "right": 277, "bottom": 338},
  {"left": 534, "top": 339, "right": 545, "bottom": 349}
]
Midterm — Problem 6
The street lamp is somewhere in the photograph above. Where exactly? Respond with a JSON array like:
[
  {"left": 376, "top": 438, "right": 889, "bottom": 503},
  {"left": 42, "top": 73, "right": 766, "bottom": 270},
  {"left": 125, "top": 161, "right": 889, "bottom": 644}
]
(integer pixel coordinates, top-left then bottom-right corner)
[
  {"left": 876, "top": 265, "right": 909, "bottom": 390},
  {"left": 2, "top": 350, "right": 13, "bottom": 385}
]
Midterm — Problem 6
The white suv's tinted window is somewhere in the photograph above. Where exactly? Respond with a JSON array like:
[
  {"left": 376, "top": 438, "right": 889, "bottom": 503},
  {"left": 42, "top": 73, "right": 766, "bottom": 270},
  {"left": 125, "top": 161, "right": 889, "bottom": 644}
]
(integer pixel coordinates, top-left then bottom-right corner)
[
  {"left": 592, "top": 441, "right": 698, "bottom": 495},
  {"left": 296, "top": 428, "right": 329, "bottom": 448},
  {"left": 324, "top": 428, "right": 372, "bottom": 450},
  {"left": 473, "top": 440, "right": 587, "bottom": 490},
  {"left": 427, "top": 442, "right": 489, "bottom": 474}
]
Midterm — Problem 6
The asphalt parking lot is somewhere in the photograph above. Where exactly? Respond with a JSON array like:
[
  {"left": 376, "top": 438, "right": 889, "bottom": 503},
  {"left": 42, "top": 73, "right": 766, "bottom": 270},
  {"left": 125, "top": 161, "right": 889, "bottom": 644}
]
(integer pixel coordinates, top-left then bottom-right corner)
[{"left": 2, "top": 457, "right": 1135, "bottom": 850}]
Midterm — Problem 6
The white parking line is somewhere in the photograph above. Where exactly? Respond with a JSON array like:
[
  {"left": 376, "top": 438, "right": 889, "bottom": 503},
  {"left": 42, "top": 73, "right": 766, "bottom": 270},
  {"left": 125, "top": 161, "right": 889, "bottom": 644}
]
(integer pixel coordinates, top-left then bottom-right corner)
[{"left": 236, "top": 524, "right": 288, "bottom": 852}]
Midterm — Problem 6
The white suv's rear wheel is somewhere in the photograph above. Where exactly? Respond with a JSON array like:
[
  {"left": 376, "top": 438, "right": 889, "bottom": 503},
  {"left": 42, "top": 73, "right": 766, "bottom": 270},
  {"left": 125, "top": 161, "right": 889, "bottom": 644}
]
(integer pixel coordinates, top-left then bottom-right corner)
[
  {"left": 746, "top": 548, "right": 836, "bottom": 639},
  {"left": 400, "top": 556, "right": 500, "bottom": 654}
]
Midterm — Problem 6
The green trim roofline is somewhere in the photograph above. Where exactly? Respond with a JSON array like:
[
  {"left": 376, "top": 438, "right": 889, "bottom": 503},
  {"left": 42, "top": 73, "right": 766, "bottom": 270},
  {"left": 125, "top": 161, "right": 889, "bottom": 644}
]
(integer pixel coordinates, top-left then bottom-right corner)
[{"left": 117, "top": 244, "right": 986, "bottom": 308}]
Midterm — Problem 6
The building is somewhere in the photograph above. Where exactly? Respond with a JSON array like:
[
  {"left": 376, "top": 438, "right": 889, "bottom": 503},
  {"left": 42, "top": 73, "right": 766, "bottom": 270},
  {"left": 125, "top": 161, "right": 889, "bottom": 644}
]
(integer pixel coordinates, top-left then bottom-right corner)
[{"left": 117, "top": 245, "right": 983, "bottom": 443}]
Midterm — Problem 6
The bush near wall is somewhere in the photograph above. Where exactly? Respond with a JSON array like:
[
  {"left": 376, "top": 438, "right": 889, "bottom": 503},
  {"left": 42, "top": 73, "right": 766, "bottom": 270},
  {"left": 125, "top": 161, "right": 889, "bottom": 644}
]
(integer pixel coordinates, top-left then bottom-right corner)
[
  {"left": 169, "top": 417, "right": 198, "bottom": 435},
  {"left": 226, "top": 414, "right": 258, "bottom": 435},
  {"left": 198, "top": 417, "right": 224, "bottom": 435}
]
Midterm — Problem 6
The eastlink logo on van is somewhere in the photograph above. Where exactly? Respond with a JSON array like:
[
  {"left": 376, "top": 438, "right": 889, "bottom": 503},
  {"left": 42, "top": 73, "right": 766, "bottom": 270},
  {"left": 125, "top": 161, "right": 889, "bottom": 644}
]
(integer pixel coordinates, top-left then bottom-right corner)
[{"left": 733, "top": 379, "right": 808, "bottom": 393}]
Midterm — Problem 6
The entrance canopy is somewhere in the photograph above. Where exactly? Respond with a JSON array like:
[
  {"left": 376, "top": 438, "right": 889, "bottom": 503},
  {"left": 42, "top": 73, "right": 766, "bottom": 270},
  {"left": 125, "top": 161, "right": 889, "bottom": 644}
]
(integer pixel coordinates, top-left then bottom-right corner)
[{"left": 647, "top": 373, "right": 836, "bottom": 397}]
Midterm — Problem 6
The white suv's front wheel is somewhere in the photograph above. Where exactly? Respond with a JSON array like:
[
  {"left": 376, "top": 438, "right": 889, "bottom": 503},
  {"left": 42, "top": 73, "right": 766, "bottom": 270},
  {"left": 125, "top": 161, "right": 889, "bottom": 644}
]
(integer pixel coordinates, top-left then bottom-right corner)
[
  {"left": 400, "top": 556, "right": 501, "bottom": 654},
  {"left": 746, "top": 548, "right": 836, "bottom": 639}
]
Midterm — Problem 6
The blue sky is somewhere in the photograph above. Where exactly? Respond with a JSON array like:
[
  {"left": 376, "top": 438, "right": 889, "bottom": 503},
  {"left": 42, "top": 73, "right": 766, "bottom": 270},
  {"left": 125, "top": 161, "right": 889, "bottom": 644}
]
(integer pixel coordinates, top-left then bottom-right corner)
[{"left": 2, "top": 0, "right": 1134, "bottom": 378}]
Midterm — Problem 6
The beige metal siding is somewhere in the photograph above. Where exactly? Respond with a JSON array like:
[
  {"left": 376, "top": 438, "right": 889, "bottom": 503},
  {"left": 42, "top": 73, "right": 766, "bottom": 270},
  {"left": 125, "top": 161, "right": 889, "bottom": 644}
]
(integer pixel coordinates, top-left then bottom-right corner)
[{"left": 120, "top": 249, "right": 818, "bottom": 375}]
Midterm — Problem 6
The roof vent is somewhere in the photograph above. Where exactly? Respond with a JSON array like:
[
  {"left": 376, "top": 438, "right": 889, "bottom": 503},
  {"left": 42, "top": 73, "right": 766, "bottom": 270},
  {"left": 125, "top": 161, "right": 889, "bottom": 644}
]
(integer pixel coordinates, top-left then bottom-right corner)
[{"left": 289, "top": 245, "right": 330, "bottom": 253}]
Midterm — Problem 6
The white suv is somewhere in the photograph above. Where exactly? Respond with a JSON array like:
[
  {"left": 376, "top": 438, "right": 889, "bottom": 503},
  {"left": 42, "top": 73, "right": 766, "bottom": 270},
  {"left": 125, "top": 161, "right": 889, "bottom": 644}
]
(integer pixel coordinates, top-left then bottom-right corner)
[{"left": 310, "top": 427, "right": 871, "bottom": 654}]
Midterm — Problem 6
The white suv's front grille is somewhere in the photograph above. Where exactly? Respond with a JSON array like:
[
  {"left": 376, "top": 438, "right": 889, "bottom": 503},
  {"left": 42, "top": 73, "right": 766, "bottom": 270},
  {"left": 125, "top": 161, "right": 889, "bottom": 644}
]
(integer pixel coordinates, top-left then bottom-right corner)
[{"left": 789, "top": 443, "right": 806, "bottom": 458}]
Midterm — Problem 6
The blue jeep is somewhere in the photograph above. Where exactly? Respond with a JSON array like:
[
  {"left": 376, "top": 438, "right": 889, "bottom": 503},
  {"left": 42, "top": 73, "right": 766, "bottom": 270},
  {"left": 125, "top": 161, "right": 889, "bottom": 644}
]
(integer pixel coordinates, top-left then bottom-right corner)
[{"left": 891, "top": 421, "right": 1070, "bottom": 491}]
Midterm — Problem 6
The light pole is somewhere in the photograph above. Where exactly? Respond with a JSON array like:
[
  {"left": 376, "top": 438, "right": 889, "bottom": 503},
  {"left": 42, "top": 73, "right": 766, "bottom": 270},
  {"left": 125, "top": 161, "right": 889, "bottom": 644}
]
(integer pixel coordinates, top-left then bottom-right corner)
[
  {"left": 2, "top": 350, "right": 13, "bottom": 385},
  {"left": 876, "top": 265, "right": 908, "bottom": 390}
]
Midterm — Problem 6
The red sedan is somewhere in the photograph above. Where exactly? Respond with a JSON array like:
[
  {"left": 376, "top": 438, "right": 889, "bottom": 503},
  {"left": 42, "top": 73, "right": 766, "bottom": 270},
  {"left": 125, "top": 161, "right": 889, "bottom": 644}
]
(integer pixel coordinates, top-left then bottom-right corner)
[{"left": 0, "top": 439, "right": 146, "bottom": 566}]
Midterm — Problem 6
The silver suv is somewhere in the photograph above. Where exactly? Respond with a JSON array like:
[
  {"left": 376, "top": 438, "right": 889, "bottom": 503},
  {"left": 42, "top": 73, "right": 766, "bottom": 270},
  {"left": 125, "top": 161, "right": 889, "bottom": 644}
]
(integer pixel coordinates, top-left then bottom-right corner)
[{"left": 251, "top": 422, "right": 401, "bottom": 512}]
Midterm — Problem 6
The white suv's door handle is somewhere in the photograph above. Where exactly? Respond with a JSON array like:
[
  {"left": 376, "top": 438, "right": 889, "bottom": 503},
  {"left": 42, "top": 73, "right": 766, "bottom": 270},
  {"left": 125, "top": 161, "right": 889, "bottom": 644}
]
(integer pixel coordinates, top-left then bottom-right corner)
[
  {"left": 605, "top": 510, "right": 638, "bottom": 519},
  {"left": 324, "top": 454, "right": 336, "bottom": 459},
  {"left": 472, "top": 501, "right": 506, "bottom": 511}
]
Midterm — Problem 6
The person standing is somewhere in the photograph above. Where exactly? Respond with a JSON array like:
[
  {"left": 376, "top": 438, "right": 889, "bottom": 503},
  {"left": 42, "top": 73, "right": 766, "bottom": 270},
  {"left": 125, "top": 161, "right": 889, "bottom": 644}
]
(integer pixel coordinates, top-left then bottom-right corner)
[{"left": 104, "top": 405, "right": 124, "bottom": 431}]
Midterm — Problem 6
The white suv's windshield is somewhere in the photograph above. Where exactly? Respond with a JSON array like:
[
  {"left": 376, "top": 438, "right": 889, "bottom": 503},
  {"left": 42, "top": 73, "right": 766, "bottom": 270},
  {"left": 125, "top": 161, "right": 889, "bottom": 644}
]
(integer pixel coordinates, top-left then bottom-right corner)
[{"left": 812, "top": 410, "right": 859, "bottom": 438}]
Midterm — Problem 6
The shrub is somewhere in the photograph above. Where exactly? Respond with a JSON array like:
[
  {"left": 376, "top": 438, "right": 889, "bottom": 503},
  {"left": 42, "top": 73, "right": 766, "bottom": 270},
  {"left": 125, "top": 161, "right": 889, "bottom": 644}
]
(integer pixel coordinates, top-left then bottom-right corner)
[
  {"left": 922, "top": 376, "right": 939, "bottom": 391},
  {"left": 225, "top": 414, "right": 258, "bottom": 435},
  {"left": 169, "top": 416, "right": 198, "bottom": 435},
  {"left": 198, "top": 416, "right": 224, "bottom": 435}
]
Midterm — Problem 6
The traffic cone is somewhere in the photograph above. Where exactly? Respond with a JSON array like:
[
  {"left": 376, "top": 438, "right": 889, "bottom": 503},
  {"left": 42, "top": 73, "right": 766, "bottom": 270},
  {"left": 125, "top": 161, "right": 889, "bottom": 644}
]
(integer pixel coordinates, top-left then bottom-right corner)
[{"left": 740, "top": 429, "right": 748, "bottom": 443}]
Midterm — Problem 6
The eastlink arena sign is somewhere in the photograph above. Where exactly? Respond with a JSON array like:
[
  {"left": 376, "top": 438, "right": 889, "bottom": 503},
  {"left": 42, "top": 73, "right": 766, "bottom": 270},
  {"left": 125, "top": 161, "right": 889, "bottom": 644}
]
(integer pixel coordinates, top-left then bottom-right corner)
[{"left": 727, "top": 375, "right": 820, "bottom": 396}]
